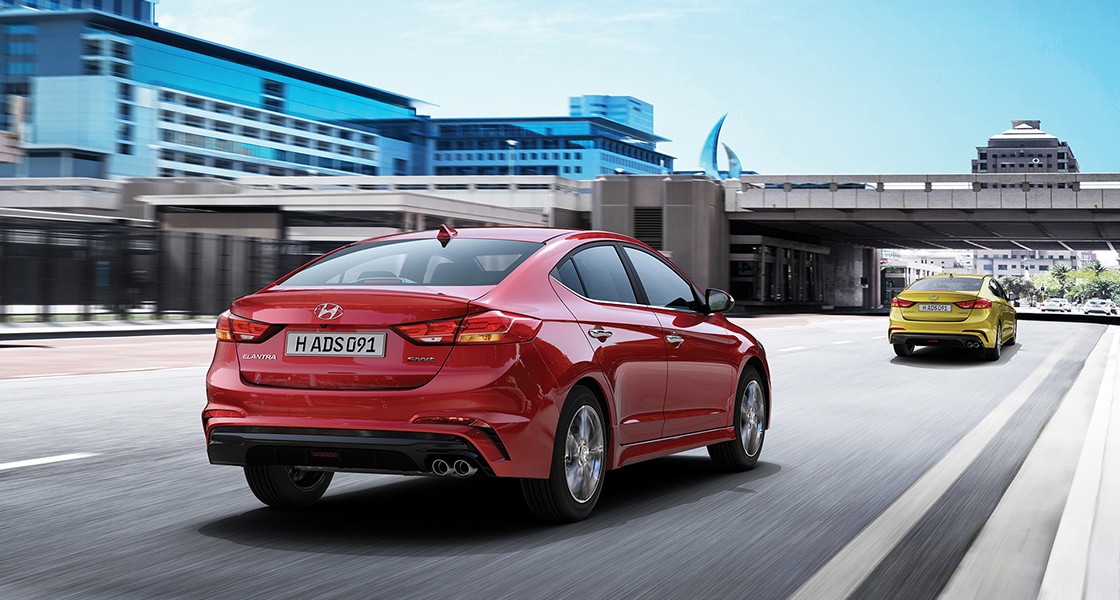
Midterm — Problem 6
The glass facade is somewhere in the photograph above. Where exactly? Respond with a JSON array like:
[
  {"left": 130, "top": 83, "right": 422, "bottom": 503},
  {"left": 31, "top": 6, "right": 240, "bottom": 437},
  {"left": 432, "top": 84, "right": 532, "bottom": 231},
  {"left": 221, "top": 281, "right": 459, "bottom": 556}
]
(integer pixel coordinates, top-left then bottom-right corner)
[{"left": 0, "top": 0, "right": 155, "bottom": 23}]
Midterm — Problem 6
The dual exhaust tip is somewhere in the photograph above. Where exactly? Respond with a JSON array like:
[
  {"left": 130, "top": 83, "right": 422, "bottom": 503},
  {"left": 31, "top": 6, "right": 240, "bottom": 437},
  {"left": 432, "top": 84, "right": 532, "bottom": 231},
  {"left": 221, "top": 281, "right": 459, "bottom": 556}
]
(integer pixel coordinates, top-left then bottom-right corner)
[
  {"left": 965, "top": 341, "right": 982, "bottom": 348},
  {"left": 431, "top": 458, "right": 477, "bottom": 478}
]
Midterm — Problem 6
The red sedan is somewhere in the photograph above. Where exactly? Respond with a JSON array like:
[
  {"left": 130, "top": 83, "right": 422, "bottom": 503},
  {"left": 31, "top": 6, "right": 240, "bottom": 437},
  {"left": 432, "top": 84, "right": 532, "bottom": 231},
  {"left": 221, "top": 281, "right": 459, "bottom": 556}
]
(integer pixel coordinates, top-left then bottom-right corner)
[{"left": 204, "top": 226, "right": 770, "bottom": 522}]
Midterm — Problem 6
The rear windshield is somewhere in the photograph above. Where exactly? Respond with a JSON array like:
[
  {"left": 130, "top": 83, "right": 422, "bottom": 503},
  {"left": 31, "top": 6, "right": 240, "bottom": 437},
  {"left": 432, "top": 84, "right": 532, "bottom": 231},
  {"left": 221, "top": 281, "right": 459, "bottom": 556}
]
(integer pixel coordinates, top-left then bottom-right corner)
[
  {"left": 278, "top": 238, "right": 543, "bottom": 287},
  {"left": 907, "top": 277, "right": 984, "bottom": 292}
]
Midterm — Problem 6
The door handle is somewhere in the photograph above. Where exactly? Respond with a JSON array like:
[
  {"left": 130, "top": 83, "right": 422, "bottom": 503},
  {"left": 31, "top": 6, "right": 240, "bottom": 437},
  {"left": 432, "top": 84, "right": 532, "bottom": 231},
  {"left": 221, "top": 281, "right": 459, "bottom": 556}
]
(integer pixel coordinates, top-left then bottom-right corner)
[
  {"left": 588, "top": 328, "right": 613, "bottom": 340},
  {"left": 666, "top": 334, "right": 684, "bottom": 346}
]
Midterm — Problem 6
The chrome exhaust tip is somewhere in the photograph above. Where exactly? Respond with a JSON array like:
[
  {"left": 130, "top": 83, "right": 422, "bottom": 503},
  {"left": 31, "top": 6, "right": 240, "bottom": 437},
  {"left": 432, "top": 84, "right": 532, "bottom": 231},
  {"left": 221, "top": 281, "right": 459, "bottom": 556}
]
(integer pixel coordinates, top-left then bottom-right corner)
[
  {"left": 431, "top": 459, "right": 451, "bottom": 476},
  {"left": 452, "top": 459, "right": 477, "bottom": 478}
]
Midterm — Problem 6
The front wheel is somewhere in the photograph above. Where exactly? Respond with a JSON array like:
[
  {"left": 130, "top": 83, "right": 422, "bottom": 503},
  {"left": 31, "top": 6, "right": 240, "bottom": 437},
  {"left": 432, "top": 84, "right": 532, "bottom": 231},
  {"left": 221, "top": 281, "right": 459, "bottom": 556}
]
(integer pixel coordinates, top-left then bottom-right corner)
[
  {"left": 708, "top": 366, "right": 767, "bottom": 471},
  {"left": 521, "top": 386, "right": 606, "bottom": 522},
  {"left": 244, "top": 465, "right": 333, "bottom": 509}
]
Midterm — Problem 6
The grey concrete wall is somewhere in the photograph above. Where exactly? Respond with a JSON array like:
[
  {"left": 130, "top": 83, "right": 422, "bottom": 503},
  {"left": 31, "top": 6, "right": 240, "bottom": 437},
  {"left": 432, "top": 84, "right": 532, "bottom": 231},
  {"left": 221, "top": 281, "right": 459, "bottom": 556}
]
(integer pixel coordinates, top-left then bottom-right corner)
[
  {"left": 592, "top": 174, "right": 728, "bottom": 292},
  {"left": 823, "top": 244, "right": 880, "bottom": 309}
]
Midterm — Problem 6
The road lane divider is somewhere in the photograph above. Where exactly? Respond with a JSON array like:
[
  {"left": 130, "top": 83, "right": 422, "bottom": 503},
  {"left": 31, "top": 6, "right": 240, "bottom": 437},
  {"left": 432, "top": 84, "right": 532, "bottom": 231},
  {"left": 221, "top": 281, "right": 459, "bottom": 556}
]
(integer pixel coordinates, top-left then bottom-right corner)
[
  {"left": 1037, "top": 326, "right": 1120, "bottom": 600},
  {"left": 0, "top": 453, "right": 99, "bottom": 471},
  {"left": 786, "top": 326, "right": 1094, "bottom": 600}
]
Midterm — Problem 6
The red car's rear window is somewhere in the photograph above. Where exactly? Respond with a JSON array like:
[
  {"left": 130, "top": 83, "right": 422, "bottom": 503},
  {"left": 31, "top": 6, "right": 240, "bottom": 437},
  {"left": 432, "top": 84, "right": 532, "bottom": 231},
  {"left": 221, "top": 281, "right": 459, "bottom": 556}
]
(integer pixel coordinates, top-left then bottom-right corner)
[{"left": 278, "top": 239, "right": 543, "bottom": 287}]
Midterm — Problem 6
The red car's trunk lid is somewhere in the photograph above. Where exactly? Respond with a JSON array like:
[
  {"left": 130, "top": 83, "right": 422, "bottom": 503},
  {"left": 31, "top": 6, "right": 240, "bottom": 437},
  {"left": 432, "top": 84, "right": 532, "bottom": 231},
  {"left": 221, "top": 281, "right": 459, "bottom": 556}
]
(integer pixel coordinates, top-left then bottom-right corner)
[{"left": 231, "top": 288, "right": 472, "bottom": 389}]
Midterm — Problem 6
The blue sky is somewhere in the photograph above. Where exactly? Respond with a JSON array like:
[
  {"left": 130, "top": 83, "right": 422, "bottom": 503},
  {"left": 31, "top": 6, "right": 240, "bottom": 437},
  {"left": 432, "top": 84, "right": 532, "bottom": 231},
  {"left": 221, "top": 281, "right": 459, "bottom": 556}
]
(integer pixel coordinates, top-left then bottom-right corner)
[{"left": 156, "top": 0, "right": 1120, "bottom": 175}]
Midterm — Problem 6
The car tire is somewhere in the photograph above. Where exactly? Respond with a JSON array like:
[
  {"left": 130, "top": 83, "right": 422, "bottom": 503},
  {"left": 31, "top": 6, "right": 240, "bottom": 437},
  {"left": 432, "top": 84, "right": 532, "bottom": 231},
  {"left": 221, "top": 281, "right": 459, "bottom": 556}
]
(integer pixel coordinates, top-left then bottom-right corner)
[
  {"left": 708, "top": 366, "right": 766, "bottom": 471},
  {"left": 1005, "top": 321, "right": 1016, "bottom": 346},
  {"left": 244, "top": 465, "right": 333, "bottom": 509},
  {"left": 893, "top": 342, "right": 915, "bottom": 357},
  {"left": 521, "top": 385, "right": 606, "bottom": 523},
  {"left": 984, "top": 323, "right": 1002, "bottom": 361}
]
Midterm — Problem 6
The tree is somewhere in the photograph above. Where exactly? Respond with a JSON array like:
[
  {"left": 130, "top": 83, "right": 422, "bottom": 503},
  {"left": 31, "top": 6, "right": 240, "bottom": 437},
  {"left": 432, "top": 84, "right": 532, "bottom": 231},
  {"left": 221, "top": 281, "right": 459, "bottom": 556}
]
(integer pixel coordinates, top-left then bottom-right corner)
[
  {"left": 1082, "top": 258, "right": 1108, "bottom": 277},
  {"left": 998, "top": 275, "right": 1035, "bottom": 300},
  {"left": 1049, "top": 263, "right": 1073, "bottom": 297}
]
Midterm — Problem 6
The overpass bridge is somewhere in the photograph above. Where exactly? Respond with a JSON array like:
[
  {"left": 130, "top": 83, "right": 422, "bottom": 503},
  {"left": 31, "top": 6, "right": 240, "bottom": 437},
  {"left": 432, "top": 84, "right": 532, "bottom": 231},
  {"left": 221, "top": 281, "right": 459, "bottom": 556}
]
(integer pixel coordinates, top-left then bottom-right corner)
[{"left": 727, "top": 173, "right": 1120, "bottom": 252}]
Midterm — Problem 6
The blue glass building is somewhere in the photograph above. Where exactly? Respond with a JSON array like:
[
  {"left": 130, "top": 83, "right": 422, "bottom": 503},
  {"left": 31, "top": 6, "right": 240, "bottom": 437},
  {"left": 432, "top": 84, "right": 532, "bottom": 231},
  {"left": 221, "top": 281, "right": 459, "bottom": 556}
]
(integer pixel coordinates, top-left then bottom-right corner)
[
  {"left": 569, "top": 95, "right": 654, "bottom": 135},
  {"left": 0, "top": 7, "right": 672, "bottom": 181},
  {"left": 1, "top": 9, "right": 420, "bottom": 179}
]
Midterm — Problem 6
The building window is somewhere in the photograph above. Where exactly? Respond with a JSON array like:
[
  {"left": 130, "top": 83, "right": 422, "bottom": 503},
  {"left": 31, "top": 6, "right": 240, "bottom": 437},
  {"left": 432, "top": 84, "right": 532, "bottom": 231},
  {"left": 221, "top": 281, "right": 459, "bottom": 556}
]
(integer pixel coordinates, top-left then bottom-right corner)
[
  {"left": 240, "top": 108, "right": 259, "bottom": 121},
  {"left": 184, "top": 114, "right": 205, "bottom": 128},
  {"left": 241, "top": 126, "right": 259, "bottom": 138},
  {"left": 117, "top": 142, "right": 132, "bottom": 155},
  {"left": 160, "top": 90, "right": 176, "bottom": 103},
  {"left": 117, "top": 123, "right": 133, "bottom": 140},
  {"left": 293, "top": 137, "right": 309, "bottom": 148},
  {"left": 183, "top": 153, "right": 206, "bottom": 166},
  {"left": 263, "top": 97, "right": 284, "bottom": 112},
  {"left": 983, "top": 265, "right": 993, "bottom": 270},
  {"left": 241, "top": 162, "right": 260, "bottom": 174},
  {"left": 997, "top": 265, "right": 1008, "bottom": 270},
  {"left": 159, "top": 149, "right": 176, "bottom": 161},
  {"left": 293, "top": 120, "right": 310, "bottom": 131},
  {"left": 111, "top": 62, "right": 130, "bottom": 78},
  {"left": 337, "top": 130, "right": 351, "bottom": 141},
  {"left": 316, "top": 124, "right": 332, "bottom": 135},
  {"left": 214, "top": 103, "right": 233, "bottom": 115},
  {"left": 118, "top": 103, "right": 132, "bottom": 120},
  {"left": 267, "top": 114, "right": 286, "bottom": 127},
  {"left": 112, "top": 41, "right": 130, "bottom": 60},
  {"left": 317, "top": 140, "right": 332, "bottom": 152},
  {"left": 213, "top": 158, "right": 233, "bottom": 170},
  {"left": 83, "top": 60, "right": 101, "bottom": 75},
  {"left": 575, "top": 166, "right": 582, "bottom": 173},
  {"left": 158, "top": 168, "right": 176, "bottom": 177},
  {"left": 267, "top": 166, "right": 286, "bottom": 176},
  {"left": 262, "top": 79, "right": 284, "bottom": 96},
  {"left": 159, "top": 110, "right": 175, "bottom": 123},
  {"left": 117, "top": 82, "right": 132, "bottom": 100},
  {"left": 213, "top": 121, "right": 234, "bottom": 134},
  {"left": 184, "top": 96, "right": 205, "bottom": 110},
  {"left": 268, "top": 131, "right": 285, "bottom": 143}
]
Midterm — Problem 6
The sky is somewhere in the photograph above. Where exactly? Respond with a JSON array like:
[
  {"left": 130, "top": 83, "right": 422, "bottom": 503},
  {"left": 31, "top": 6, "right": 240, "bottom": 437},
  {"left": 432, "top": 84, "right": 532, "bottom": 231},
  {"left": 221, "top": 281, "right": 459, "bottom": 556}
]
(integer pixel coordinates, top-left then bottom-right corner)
[{"left": 153, "top": 0, "right": 1120, "bottom": 175}]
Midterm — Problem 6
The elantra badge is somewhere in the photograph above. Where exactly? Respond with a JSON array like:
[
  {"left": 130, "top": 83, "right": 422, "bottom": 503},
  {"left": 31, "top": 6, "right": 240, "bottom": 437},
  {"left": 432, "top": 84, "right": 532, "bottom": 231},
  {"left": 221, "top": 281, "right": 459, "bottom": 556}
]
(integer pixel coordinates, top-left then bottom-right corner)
[{"left": 314, "top": 303, "right": 344, "bottom": 320}]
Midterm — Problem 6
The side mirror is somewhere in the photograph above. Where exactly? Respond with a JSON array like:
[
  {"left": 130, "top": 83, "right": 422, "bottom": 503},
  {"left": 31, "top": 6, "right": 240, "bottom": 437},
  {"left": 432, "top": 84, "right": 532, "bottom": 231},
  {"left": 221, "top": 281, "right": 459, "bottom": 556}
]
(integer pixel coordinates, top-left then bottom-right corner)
[{"left": 706, "top": 289, "right": 735, "bottom": 313}]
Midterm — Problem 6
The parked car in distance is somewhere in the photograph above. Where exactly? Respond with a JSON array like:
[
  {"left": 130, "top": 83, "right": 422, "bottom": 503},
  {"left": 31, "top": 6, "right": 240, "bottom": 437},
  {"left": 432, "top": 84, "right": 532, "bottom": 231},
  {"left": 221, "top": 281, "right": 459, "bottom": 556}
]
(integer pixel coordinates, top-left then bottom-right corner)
[
  {"left": 1041, "top": 298, "right": 1072, "bottom": 312},
  {"left": 889, "top": 274, "right": 1016, "bottom": 361},
  {"left": 203, "top": 227, "right": 770, "bottom": 522},
  {"left": 1084, "top": 299, "right": 1117, "bottom": 315}
]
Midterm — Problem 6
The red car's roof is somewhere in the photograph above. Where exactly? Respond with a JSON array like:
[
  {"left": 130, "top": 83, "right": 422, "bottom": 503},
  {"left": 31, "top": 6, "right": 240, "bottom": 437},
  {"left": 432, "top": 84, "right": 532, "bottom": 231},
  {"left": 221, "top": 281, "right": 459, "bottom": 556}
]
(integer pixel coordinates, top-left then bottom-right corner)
[{"left": 356, "top": 227, "right": 636, "bottom": 245}]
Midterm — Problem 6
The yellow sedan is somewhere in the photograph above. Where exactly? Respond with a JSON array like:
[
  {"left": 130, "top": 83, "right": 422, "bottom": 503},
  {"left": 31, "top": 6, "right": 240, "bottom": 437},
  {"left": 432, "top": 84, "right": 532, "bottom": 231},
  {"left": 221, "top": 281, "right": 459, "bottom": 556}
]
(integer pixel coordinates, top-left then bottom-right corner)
[{"left": 888, "top": 274, "right": 1016, "bottom": 361}]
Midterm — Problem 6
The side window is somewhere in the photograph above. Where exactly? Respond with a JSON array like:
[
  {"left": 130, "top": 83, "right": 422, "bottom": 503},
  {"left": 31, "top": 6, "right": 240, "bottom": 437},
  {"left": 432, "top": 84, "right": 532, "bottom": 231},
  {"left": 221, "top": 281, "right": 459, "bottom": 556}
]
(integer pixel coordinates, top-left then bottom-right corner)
[
  {"left": 568, "top": 245, "right": 637, "bottom": 304},
  {"left": 623, "top": 246, "right": 701, "bottom": 311},
  {"left": 552, "top": 258, "right": 586, "bottom": 296},
  {"left": 989, "top": 279, "right": 1004, "bottom": 299}
]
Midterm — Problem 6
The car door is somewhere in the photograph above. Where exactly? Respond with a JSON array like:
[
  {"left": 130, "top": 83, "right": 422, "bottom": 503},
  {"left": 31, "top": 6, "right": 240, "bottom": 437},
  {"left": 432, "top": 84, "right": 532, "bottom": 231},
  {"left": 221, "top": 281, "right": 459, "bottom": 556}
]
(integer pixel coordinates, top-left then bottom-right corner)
[
  {"left": 620, "top": 245, "right": 738, "bottom": 438},
  {"left": 550, "top": 244, "right": 668, "bottom": 445},
  {"left": 988, "top": 278, "right": 1015, "bottom": 341}
]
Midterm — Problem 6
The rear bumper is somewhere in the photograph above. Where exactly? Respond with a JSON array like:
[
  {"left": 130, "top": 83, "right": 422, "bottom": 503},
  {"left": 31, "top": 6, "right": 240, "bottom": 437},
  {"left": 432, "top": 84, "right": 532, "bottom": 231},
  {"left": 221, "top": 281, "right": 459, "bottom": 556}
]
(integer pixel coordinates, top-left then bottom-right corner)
[
  {"left": 207, "top": 426, "right": 494, "bottom": 476},
  {"left": 889, "top": 332, "right": 986, "bottom": 348}
]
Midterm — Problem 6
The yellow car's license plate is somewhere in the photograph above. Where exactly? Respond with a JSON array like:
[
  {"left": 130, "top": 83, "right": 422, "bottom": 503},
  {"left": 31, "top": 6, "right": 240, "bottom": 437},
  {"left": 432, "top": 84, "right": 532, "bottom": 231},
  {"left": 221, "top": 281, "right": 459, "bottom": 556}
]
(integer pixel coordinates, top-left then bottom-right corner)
[{"left": 918, "top": 304, "right": 951, "bottom": 312}]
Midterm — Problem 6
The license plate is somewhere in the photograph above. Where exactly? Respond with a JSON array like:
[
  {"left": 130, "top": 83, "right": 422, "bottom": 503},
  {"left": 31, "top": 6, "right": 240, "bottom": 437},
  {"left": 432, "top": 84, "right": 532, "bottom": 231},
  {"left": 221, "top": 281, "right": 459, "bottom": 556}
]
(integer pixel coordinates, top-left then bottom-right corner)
[
  {"left": 918, "top": 304, "right": 951, "bottom": 312},
  {"left": 285, "top": 332, "right": 386, "bottom": 357}
]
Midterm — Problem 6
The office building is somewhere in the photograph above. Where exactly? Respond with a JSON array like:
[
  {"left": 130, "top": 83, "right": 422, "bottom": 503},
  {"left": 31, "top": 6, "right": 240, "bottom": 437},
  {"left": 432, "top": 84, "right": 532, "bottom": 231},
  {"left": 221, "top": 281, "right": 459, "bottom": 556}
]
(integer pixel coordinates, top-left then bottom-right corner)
[
  {"left": 971, "top": 120, "right": 1079, "bottom": 175},
  {"left": 971, "top": 249, "right": 1079, "bottom": 277},
  {"left": 569, "top": 95, "right": 654, "bottom": 135},
  {"left": 428, "top": 116, "right": 672, "bottom": 178},
  {"left": 0, "top": 9, "right": 422, "bottom": 180},
  {"left": 0, "top": 0, "right": 155, "bottom": 23}
]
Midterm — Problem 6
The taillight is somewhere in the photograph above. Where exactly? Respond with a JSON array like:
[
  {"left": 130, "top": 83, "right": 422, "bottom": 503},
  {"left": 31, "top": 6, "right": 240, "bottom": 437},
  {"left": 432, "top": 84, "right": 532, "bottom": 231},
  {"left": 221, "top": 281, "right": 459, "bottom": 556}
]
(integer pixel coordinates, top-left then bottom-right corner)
[
  {"left": 394, "top": 318, "right": 462, "bottom": 344},
  {"left": 891, "top": 297, "right": 915, "bottom": 308},
  {"left": 394, "top": 311, "right": 542, "bottom": 345},
  {"left": 411, "top": 415, "right": 490, "bottom": 427},
  {"left": 458, "top": 311, "right": 542, "bottom": 343},
  {"left": 215, "top": 310, "right": 281, "bottom": 343},
  {"left": 954, "top": 298, "right": 992, "bottom": 309}
]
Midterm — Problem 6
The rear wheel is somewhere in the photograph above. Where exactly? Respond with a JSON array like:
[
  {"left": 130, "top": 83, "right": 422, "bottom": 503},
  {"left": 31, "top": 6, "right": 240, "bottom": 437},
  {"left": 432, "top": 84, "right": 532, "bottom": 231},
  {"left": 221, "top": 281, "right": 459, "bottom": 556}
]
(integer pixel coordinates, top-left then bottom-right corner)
[
  {"left": 708, "top": 366, "right": 766, "bottom": 470},
  {"left": 1005, "top": 320, "right": 1016, "bottom": 346},
  {"left": 893, "top": 341, "right": 915, "bottom": 357},
  {"left": 244, "top": 465, "right": 333, "bottom": 509},
  {"left": 521, "top": 386, "right": 606, "bottom": 522},
  {"left": 984, "top": 323, "right": 1002, "bottom": 361}
]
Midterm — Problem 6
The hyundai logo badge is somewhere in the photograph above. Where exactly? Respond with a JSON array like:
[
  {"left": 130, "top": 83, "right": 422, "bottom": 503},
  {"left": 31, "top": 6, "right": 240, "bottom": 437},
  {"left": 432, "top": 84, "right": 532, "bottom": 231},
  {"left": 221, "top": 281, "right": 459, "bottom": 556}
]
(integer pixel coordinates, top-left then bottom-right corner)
[{"left": 314, "top": 303, "right": 344, "bottom": 320}]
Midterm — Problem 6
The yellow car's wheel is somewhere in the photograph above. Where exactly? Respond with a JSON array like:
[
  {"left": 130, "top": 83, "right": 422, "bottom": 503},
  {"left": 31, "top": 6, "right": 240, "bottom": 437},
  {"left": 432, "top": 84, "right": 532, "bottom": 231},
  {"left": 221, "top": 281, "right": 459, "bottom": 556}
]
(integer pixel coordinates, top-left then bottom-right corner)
[
  {"left": 893, "top": 341, "right": 914, "bottom": 357},
  {"left": 984, "top": 323, "right": 1002, "bottom": 361}
]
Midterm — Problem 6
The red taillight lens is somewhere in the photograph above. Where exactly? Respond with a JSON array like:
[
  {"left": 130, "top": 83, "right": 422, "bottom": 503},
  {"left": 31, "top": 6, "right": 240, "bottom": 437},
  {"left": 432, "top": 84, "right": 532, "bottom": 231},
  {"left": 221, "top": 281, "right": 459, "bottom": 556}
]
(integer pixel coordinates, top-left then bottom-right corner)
[
  {"left": 411, "top": 415, "right": 489, "bottom": 427},
  {"left": 395, "top": 311, "right": 542, "bottom": 345},
  {"left": 891, "top": 297, "right": 916, "bottom": 308},
  {"left": 954, "top": 298, "right": 992, "bottom": 309},
  {"left": 216, "top": 311, "right": 233, "bottom": 341},
  {"left": 458, "top": 311, "right": 542, "bottom": 344},
  {"left": 203, "top": 408, "right": 245, "bottom": 420},
  {"left": 394, "top": 318, "right": 462, "bottom": 344},
  {"left": 216, "top": 310, "right": 280, "bottom": 343}
]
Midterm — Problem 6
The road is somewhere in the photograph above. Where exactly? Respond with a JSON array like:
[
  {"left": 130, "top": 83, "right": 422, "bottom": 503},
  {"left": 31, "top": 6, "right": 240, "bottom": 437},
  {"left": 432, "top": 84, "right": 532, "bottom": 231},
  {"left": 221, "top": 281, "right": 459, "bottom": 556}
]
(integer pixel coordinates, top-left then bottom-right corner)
[{"left": 0, "top": 318, "right": 1105, "bottom": 600}]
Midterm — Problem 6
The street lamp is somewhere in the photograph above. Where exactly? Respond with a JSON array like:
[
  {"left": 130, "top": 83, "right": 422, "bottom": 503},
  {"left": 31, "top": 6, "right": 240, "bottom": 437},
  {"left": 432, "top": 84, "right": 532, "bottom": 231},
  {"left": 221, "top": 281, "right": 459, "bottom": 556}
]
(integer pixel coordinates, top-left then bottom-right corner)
[{"left": 506, "top": 140, "right": 518, "bottom": 176}]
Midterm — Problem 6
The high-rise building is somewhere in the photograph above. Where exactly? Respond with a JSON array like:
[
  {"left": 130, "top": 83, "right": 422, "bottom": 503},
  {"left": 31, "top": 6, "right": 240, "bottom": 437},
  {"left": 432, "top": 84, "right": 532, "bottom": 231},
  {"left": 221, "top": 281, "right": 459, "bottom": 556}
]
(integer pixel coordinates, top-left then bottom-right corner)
[
  {"left": 1, "top": 0, "right": 155, "bottom": 23},
  {"left": 569, "top": 95, "right": 654, "bottom": 135},
  {"left": 0, "top": 9, "right": 418, "bottom": 179},
  {"left": 971, "top": 120, "right": 1079, "bottom": 175},
  {"left": 0, "top": 9, "right": 673, "bottom": 181}
]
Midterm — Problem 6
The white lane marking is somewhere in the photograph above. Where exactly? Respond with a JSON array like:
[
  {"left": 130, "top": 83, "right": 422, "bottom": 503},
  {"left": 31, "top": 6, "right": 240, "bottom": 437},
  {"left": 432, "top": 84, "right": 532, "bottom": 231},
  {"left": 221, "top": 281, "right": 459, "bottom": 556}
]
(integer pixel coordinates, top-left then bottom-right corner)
[
  {"left": 0, "top": 453, "right": 99, "bottom": 471},
  {"left": 872, "top": 335, "right": 886, "bottom": 340},
  {"left": 787, "top": 326, "right": 1093, "bottom": 600},
  {"left": 778, "top": 346, "right": 807, "bottom": 352},
  {"left": 1037, "top": 329, "right": 1120, "bottom": 599},
  {"left": 831, "top": 340, "right": 851, "bottom": 345}
]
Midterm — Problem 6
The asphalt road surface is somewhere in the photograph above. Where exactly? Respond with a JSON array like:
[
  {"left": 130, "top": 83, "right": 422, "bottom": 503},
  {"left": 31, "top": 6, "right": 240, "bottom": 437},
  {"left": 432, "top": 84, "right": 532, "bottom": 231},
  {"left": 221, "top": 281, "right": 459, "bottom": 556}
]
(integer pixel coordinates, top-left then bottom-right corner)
[{"left": 0, "top": 318, "right": 1105, "bottom": 600}]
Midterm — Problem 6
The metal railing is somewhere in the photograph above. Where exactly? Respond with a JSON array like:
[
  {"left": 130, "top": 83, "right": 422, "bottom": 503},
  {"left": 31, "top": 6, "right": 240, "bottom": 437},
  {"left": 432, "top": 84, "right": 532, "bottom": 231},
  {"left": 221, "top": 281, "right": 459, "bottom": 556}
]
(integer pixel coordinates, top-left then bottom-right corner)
[{"left": 0, "top": 216, "right": 312, "bottom": 321}]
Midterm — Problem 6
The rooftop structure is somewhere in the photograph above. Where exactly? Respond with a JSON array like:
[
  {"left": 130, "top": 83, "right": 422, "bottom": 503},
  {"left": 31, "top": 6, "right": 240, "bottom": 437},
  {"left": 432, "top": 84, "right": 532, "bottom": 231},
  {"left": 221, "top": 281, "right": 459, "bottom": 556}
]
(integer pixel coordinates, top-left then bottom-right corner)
[
  {"left": 972, "top": 120, "right": 1079, "bottom": 175},
  {"left": 569, "top": 95, "right": 653, "bottom": 134},
  {"left": 0, "top": 0, "right": 155, "bottom": 23}
]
